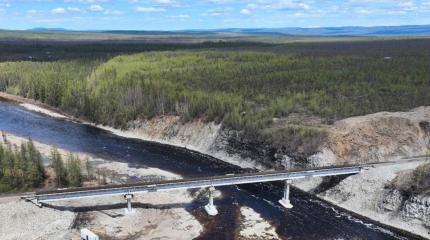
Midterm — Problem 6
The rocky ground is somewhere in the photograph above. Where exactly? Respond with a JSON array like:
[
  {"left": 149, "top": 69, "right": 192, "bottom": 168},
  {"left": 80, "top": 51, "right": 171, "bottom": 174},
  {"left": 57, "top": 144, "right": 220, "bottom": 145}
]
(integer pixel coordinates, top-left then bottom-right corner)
[
  {"left": 1, "top": 92, "right": 430, "bottom": 239},
  {"left": 317, "top": 107, "right": 430, "bottom": 166},
  {"left": 292, "top": 107, "right": 430, "bottom": 239},
  {"left": 238, "top": 206, "right": 280, "bottom": 240},
  {"left": 0, "top": 131, "right": 205, "bottom": 240},
  {"left": 294, "top": 160, "right": 430, "bottom": 239},
  {"left": 0, "top": 131, "right": 277, "bottom": 240}
]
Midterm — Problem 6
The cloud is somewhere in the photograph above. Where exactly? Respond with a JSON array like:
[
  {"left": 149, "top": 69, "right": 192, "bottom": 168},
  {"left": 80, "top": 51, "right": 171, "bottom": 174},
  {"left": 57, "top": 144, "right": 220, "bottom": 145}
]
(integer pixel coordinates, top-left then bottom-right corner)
[
  {"left": 51, "top": 7, "right": 66, "bottom": 14},
  {"left": 89, "top": 4, "right": 104, "bottom": 12},
  {"left": 136, "top": 6, "right": 166, "bottom": 12},
  {"left": 67, "top": 7, "right": 83, "bottom": 13},
  {"left": 154, "top": 0, "right": 181, "bottom": 7},
  {"left": 171, "top": 14, "right": 189, "bottom": 18},
  {"left": 240, "top": 8, "right": 251, "bottom": 14},
  {"left": 204, "top": 8, "right": 231, "bottom": 16},
  {"left": 104, "top": 9, "right": 123, "bottom": 15},
  {"left": 65, "top": 0, "right": 110, "bottom": 3}
]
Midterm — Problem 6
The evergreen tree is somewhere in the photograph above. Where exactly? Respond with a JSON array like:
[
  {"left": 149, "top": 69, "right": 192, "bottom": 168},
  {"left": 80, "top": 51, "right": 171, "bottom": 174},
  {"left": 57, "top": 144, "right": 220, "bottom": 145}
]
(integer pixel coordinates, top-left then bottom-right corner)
[
  {"left": 50, "top": 147, "right": 67, "bottom": 187},
  {"left": 66, "top": 154, "right": 83, "bottom": 187}
]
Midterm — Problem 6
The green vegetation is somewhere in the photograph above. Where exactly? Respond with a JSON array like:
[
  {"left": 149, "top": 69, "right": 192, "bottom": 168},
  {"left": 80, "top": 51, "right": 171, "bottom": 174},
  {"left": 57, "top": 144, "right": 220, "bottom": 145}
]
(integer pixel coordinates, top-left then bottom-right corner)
[
  {"left": 1, "top": 39, "right": 430, "bottom": 165},
  {"left": 412, "top": 163, "right": 430, "bottom": 193},
  {"left": 390, "top": 163, "right": 430, "bottom": 195},
  {"left": 2, "top": 48, "right": 430, "bottom": 131},
  {"left": 0, "top": 133, "right": 85, "bottom": 193},
  {"left": 49, "top": 148, "right": 83, "bottom": 188},
  {"left": 0, "top": 136, "right": 44, "bottom": 192}
]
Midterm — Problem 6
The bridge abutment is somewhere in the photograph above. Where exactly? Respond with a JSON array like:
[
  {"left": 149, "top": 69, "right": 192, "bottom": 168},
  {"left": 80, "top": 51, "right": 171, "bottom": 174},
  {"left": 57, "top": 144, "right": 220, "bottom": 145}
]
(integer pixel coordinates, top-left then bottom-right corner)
[{"left": 279, "top": 179, "right": 293, "bottom": 209}]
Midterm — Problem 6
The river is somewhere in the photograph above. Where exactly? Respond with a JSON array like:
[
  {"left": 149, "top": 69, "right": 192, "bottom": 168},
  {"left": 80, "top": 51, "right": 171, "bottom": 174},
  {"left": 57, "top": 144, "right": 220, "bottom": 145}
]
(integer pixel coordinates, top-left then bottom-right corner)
[{"left": 0, "top": 100, "right": 417, "bottom": 240}]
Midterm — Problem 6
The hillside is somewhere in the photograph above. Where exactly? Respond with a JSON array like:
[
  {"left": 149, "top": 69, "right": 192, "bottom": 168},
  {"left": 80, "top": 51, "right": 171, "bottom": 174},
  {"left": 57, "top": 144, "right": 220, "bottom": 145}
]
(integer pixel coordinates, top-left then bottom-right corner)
[{"left": 0, "top": 39, "right": 429, "bottom": 167}]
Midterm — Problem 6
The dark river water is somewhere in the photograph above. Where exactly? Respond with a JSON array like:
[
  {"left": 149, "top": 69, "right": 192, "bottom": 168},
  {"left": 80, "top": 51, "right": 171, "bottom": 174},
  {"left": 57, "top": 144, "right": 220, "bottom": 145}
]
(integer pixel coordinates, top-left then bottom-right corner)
[{"left": 0, "top": 101, "right": 419, "bottom": 240}]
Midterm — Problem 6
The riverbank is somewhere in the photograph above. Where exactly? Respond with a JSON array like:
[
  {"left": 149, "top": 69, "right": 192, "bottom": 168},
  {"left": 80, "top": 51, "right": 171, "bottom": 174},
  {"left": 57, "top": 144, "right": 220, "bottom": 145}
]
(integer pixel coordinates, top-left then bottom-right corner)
[
  {"left": 1, "top": 92, "right": 429, "bottom": 239},
  {"left": 0, "top": 130, "right": 281, "bottom": 240},
  {"left": 0, "top": 131, "right": 204, "bottom": 239},
  {"left": 0, "top": 91, "right": 266, "bottom": 170},
  {"left": 294, "top": 161, "right": 430, "bottom": 239}
]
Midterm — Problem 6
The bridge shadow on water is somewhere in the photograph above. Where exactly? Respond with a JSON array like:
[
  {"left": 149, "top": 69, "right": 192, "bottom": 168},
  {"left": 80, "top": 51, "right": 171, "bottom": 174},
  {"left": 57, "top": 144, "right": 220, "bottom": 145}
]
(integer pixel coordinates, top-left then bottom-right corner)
[
  {"left": 40, "top": 183, "right": 425, "bottom": 240},
  {"left": 1, "top": 101, "right": 427, "bottom": 240},
  {"left": 41, "top": 202, "right": 189, "bottom": 213}
]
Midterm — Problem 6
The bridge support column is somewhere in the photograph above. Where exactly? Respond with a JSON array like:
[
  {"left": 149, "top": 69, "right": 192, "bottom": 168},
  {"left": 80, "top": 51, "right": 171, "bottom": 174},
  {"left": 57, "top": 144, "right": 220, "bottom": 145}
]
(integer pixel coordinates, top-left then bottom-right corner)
[
  {"left": 279, "top": 179, "right": 293, "bottom": 209},
  {"left": 204, "top": 186, "right": 218, "bottom": 216},
  {"left": 124, "top": 194, "right": 135, "bottom": 214}
]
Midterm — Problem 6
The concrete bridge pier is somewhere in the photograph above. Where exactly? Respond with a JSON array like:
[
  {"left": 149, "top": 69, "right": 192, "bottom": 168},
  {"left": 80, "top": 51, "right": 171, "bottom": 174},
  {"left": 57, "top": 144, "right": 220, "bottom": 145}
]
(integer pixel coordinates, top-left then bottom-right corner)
[
  {"left": 278, "top": 179, "right": 293, "bottom": 209},
  {"left": 124, "top": 194, "right": 135, "bottom": 214},
  {"left": 204, "top": 186, "right": 218, "bottom": 216}
]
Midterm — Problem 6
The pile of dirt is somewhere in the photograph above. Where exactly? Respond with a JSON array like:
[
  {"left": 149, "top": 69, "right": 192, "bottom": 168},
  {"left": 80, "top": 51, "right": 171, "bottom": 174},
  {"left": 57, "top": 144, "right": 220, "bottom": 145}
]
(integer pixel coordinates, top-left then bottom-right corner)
[{"left": 319, "top": 107, "right": 430, "bottom": 165}]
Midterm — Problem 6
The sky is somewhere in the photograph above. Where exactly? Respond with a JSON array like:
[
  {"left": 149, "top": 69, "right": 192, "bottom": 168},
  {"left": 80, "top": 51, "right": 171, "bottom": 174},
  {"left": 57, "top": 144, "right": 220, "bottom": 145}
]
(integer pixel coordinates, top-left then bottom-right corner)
[{"left": 0, "top": 0, "right": 430, "bottom": 30}]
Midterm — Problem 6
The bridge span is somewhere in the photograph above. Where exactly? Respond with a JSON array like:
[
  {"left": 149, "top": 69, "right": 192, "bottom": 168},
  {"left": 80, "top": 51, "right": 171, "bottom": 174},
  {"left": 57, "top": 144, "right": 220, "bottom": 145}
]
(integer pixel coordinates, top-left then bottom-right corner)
[{"left": 25, "top": 165, "right": 361, "bottom": 215}]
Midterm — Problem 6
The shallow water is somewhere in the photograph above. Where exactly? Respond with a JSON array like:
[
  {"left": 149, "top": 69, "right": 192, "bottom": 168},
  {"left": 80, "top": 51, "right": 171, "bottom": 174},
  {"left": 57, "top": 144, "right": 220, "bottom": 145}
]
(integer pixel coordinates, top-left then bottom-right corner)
[{"left": 0, "top": 101, "right": 416, "bottom": 240}]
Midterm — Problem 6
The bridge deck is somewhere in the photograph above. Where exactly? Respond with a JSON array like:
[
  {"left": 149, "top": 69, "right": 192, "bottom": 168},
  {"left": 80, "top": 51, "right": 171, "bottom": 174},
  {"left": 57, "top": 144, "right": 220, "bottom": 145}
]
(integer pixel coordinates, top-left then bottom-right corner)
[{"left": 32, "top": 165, "right": 361, "bottom": 202}]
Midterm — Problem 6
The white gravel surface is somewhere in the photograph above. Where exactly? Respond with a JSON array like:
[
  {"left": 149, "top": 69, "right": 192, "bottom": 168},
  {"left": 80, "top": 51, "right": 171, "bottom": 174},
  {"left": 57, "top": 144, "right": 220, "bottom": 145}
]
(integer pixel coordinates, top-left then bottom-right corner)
[
  {"left": 239, "top": 206, "right": 280, "bottom": 240},
  {"left": 20, "top": 103, "right": 67, "bottom": 119},
  {"left": 0, "top": 196, "right": 75, "bottom": 240},
  {"left": 299, "top": 161, "right": 430, "bottom": 239},
  {"left": 0, "top": 130, "right": 203, "bottom": 240}
]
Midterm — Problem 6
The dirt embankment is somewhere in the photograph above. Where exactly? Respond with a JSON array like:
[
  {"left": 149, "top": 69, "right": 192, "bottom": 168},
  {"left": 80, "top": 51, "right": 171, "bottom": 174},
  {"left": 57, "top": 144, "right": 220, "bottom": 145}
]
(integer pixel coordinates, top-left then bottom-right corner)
[
  {"left": 296, "top": 107, "right": 430, "bottom": 239},
  {"left": 0, "top": 132, "right": 204, "bottom": 240},
  {"left": 323, "top": 107, "right": 430, "bottom": 165},
  {"left": 2, "top": 92, "right": 430, "bottom": 238}
]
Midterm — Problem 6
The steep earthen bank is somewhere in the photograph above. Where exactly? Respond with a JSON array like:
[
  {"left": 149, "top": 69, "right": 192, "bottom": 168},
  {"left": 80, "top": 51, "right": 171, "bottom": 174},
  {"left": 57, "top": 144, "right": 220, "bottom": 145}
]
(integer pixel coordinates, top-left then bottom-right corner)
[
  {"left": 93, "top": 106, "right": 430, "bottom": 239},
  {"left": 86, "top": 107, "right": 430, "bottom": 239},
  {"left": 1, "top": 92, "right": 430, "bottom": 238}
]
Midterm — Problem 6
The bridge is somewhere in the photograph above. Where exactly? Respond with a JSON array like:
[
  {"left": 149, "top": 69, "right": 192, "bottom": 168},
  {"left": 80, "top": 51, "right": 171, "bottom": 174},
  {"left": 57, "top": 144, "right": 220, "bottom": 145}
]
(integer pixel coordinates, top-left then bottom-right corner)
[{"left": 25, "top": 165, "right": 362, "bottom": 216}]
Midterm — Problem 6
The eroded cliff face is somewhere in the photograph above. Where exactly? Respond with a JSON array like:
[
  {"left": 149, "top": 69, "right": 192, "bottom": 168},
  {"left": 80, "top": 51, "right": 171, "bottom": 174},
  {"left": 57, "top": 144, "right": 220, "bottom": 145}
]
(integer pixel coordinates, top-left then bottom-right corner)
[
  {"left": 120, "top": 116, "right": 268, "bottom": 169},
  {"left": 293, "top": 107, "right": 430, "bottom": 238},
  {"left": 121, "top": 107, "right": 430, "bottom": 171},
  {"left": 101, "top": 106, "right": 430, "bottom": 232},
  {"left": 309, "top": 107, "right": 430, "bottom": 167},
  {"left": 117, "top": 107, "right": 430, "bottom": 238},
  {"left": 382, "top": 190, "right": 430, "bottom": 230},
  {"left": 401, "top": 194, "right": 430, "bottom": 229},
  {"left": 122, "top": 115, "right": 326, "bottom": 170}
]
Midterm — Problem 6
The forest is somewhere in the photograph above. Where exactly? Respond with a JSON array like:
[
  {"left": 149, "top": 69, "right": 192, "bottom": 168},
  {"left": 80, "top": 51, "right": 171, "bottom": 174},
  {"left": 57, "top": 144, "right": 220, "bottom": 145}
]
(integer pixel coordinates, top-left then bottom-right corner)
[
  {"left": 0, "top": 134, "right": 84, "bottom": 192},
  {"left": 1, "top": 40, "right": 430, "bottom": 133},
  {"left": 0, "top": 136, "right": 44, "bottom": 192},
  {"left": 0, "top": 39, "right": 429, "bottom": 173}
]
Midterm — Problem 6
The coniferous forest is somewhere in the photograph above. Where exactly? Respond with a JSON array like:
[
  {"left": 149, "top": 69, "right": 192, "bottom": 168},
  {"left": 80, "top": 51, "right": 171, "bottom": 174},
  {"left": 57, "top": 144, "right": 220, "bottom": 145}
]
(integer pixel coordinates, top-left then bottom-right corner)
[
  {"left": 0, "top": 137, "right": 44, "bottom": 192},
  {"left": 1, "top": 39, "right": 429, "bottom": 135},
  {"left": 0, "top": 134, "right": 84, "bottom": 192},
  {"left": 0, "top": 39, "right": 429, "bottom": 186}
]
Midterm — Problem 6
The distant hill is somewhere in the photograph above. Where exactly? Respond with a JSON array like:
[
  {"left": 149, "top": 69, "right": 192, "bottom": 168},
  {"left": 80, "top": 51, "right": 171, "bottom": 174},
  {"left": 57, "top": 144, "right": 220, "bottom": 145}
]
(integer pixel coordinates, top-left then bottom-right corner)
[
  {"left": 222, "top": 25, "right": 430, "bottom": 36},
  {"left": 104, "top": 25, "right": 430, "bottom": 36},
  {"left": 30, "top": 28, "right": 70, "bottom": 32},
  {"left": 1, "top": 24, "right": 429, "bottom": 41}
]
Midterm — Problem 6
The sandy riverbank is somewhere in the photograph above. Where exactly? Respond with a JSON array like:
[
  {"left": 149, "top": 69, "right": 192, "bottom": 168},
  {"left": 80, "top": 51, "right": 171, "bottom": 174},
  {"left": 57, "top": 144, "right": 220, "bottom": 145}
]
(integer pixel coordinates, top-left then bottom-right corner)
[
  {"left": 0, "top": 130, "right": 205, "bottom": 240},
  {"left": 0, "top": 130, "right": 278, "bottom": 240},
  {"left": 294, "top": 161, "right": 430, "bottom": 239},
  {"left": 2, "top": 92, "right": 429, "bottom": 239},
  {"left": 0, "top": 90, "right": 265, "bottom": 170}
]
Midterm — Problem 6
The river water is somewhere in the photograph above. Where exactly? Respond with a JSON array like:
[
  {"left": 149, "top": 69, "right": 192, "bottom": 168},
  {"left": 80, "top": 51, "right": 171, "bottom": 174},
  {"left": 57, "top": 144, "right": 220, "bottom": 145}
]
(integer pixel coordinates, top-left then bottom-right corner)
[{"left": 0, "top": 101, "right": 417, "bottom": 240}]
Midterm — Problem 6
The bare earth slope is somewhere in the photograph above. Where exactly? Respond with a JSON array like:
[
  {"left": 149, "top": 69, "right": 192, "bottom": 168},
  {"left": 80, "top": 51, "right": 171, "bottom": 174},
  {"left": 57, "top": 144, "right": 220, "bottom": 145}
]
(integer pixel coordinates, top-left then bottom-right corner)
[
  {"left": 324, "top": 107, "right": 430, "bottom": 164},
  {"left": 1, "top": 92, "right": 430, "bottom": 238},
  {"left": 298, "top": 107, "right": 430, "bottom": 239}
]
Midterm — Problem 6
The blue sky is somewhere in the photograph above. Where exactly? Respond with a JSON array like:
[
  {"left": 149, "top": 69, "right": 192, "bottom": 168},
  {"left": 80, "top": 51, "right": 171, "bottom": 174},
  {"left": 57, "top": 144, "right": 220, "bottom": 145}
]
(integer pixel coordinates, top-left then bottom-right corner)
[{"left": 0, "top": 0, "right": 429, "bottom": 30}]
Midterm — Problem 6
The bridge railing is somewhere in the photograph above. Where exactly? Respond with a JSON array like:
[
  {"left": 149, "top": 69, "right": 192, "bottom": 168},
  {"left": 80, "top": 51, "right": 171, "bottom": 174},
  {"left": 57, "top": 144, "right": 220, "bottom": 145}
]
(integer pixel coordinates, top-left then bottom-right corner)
[{"left": 26, "top": 165, "right": 362, "bottom": 215}]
